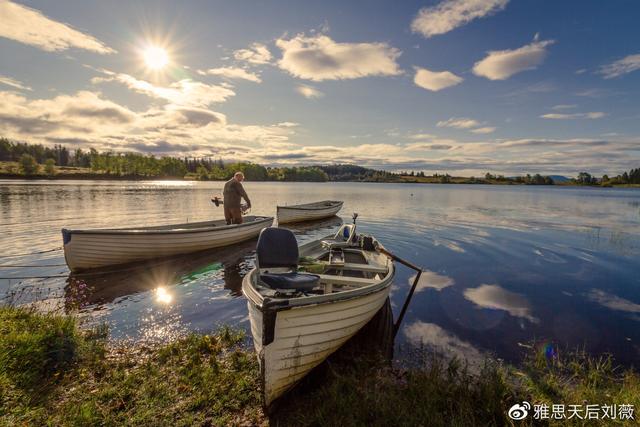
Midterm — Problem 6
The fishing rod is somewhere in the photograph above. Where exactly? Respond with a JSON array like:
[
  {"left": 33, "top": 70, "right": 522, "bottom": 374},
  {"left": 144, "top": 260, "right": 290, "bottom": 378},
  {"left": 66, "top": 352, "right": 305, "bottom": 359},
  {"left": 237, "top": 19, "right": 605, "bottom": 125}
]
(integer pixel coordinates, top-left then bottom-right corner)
[{"left": 211, "top": 196, "right": 250, "bottom": 215}]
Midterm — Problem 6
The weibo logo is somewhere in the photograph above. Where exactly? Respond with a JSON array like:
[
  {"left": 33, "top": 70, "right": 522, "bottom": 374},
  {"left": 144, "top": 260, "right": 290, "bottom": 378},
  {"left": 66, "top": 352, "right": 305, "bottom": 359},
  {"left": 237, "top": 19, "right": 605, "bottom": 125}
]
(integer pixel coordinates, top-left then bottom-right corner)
[{"left": 508, "top": 401, "right": 531, "bottom": 420}]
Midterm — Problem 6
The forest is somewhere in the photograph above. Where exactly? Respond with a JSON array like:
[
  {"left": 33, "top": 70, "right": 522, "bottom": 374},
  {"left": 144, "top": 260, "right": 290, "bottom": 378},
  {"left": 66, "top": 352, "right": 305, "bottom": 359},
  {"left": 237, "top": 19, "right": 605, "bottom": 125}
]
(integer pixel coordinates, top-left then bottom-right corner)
[{"left": 2, "top": 138, "right": 638, "bottom": 185}]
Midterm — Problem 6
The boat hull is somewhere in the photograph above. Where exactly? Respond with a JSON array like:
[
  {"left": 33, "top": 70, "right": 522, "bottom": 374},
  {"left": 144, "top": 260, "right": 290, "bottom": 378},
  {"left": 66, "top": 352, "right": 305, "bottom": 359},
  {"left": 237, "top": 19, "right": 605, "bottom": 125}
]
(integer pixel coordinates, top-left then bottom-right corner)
[
  {"left": 62, "top": 216, "right": 273, "bottom": 271},
  {"left": 277, "top": 201, "right": 343, "bottom": 224},
  {"left": 245, "top": 267, "right": 393, "bottom": 406}
]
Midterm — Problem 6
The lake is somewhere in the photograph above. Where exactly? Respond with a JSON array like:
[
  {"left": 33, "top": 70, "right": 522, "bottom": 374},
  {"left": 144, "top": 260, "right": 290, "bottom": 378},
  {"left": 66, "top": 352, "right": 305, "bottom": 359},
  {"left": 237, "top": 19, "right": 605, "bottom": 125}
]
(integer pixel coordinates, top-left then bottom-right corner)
[{"left": 1, "top": 180, "right": 639, "bottom": 365}]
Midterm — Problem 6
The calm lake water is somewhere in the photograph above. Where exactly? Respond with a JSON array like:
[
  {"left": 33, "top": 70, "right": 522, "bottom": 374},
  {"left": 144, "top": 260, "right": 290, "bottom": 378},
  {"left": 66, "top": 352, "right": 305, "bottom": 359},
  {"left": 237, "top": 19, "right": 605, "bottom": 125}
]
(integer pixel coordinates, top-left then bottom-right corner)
[{"left": 1, "top": 180, "right": 639, "bottom": 365}]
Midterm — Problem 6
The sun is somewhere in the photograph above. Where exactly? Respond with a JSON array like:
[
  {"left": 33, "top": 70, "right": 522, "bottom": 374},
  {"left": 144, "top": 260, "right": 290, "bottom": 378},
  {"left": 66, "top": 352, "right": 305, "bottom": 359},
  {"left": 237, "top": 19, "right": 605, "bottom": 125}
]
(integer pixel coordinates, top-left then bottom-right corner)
[{"left": 143, "top": 46, "right": 169, "bottom": 70}]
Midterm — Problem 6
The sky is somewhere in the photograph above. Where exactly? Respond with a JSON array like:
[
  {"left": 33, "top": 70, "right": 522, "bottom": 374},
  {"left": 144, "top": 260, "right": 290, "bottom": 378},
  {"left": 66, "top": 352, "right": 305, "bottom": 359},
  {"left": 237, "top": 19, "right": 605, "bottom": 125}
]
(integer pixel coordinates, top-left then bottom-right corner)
[{"left": 0, "top": 0, "right": 639, "bottom": 176}]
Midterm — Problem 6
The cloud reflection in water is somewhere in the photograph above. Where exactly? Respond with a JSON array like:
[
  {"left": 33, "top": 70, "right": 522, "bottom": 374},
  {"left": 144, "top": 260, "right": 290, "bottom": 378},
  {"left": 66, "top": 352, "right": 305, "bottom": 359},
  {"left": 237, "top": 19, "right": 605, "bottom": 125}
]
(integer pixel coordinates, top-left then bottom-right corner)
[
  {"left": 403, "top": 321, "right": 485, "bottom": 367},
  {"left": 463, "top": 284, "right": 538, "bottom": 324},
  {"left": 587, "top": 289, "right": 640, "bottom": 316},
  {"left": 410, "top": 270, "right": 454, "bottom": 292}
]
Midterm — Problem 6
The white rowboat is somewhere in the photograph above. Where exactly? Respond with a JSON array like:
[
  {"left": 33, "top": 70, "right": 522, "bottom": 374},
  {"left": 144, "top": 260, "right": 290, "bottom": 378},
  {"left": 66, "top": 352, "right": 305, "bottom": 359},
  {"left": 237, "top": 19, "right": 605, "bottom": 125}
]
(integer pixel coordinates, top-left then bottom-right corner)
[
  {"left": 242, "top": 225, "right": 394, "bottom": 406},
  {"left": 276, "top": 200, "right": 343, "bottom": 224},
  {"left": 62, "top": 215, "right": 274, "bottom": 272}
]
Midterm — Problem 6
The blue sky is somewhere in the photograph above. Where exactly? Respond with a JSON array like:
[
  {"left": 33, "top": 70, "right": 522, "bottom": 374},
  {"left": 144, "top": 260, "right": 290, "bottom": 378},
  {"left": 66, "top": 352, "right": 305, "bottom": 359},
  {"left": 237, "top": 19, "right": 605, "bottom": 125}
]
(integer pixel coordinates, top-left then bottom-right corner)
[{"left": 1, "top": 0, "right": 639, "bottom": 175}]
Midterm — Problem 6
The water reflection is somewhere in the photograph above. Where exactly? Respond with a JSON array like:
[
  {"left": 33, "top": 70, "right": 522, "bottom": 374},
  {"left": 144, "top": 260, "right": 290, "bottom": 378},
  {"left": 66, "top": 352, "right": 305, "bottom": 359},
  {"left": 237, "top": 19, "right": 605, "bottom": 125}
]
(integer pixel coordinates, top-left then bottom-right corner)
[
  {"left": 2, "top": 180, "right": 640, "bottom": 365},
  {"left": 587, "top": 289, "right": 640, "bottom": 316},
  {"left": 65, "top": 240, "right": 257, "bottom": 308},
  {"left": 280, "top": 215, "right": 343, "bottom": 234},
  {"left": 409, "top": 270, "right": 454, "bottom": 292},
  {"left": 463, "top": 284, "right": 538, "bottom": 324},
  {"left": 155, "top": 287, "right": 173, "bottom": 305},
  {"left": 403, "top": 321, "right": 485, "bottom": 368}
]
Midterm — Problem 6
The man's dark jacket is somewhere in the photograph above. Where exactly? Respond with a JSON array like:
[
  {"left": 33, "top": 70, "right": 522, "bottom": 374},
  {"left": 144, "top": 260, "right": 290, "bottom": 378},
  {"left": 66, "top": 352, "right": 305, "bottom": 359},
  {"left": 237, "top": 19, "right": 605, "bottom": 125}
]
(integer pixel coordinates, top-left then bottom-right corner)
[{"left": 223, "top": 179, "right": 250, "bottom": 208}]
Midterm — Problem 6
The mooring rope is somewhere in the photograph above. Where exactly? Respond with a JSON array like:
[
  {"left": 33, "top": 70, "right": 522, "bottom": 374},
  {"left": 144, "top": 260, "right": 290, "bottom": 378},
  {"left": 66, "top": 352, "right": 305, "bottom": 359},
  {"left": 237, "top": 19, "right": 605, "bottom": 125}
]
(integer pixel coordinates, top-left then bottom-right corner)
[
  {"left": 0, "top": 247, "right": 62, "bottom": 258},
  {"left": 0, "top": 263, "right": 67, "bottom": 268},
  {"left": 0, "top": 274, "right": 69, "bottom": 280}
]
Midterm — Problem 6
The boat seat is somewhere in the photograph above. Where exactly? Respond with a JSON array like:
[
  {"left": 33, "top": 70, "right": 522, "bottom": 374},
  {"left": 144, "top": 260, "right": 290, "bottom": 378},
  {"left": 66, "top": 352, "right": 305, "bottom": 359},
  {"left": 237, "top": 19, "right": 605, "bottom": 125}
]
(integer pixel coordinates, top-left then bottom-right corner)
[
  {"left": 256, "top": 227, "right": 320, "bottom": 291},
  {"left": 322, "top": 224, "right": 356, "bottom": 249},
  {"left": 260, "top": 272, "right": 319, "bottom": 291}
]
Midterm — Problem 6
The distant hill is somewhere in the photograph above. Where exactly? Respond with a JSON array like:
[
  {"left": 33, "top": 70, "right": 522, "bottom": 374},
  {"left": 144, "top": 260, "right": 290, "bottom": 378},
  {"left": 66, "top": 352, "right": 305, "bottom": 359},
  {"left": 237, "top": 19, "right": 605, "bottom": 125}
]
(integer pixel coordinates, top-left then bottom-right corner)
[{"left": 548, "top": 175, "right": 571, "bottom": 183}]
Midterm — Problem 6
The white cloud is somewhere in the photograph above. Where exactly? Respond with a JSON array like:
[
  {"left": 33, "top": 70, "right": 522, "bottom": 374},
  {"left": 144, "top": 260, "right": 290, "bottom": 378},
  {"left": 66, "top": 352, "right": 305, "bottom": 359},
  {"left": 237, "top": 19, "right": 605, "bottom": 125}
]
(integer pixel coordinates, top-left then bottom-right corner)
[
  {"left": 0, "top": 89, "right": 297, "bottom": 157},
  {"left": 0, "top": 0, "right": 115, "bottom": 54},
  {"left": 541, "top": 112, "right": 606, "bottom": 120},
  {"left": 233, "top": 43, "right": 272, "bottom": 65},
  {"left": 473, "top": 39, "right": 554, "bottom": 80},
  {"left": 199, "top": 67, "right": 261, "bottom": 83},
  {"left": 411, "top": 0, "right": 509, "bottom": 38},
  {"left": 464, "top": 284, "right": 538, "bottom": 323},
  {"left": 551, "top": 104, "right": 577, "bottom": 110},
  {"left": 0, "top": 75, "right": 32, "bottom": 91},
  {"left": 407, "top": 133, "right": 436, "bottom": 140},
  {"left": 296, "top": 84, "right": 324, "bottom": 99},
  {"left": 276, "top": 34, "right": 401, "bottom": 81},
  {"left": 93, "top": 71, "right": 235, "bottom": 107},
  {"left": 575, "top": 88, "right": 613, "bottom": 98},
  {"left": 599, "top": 53, "right": 640, "bottom": 79},
  {"left": 414, "top": 67, "right": 463, "bottom": 91},
  {"left": 471, "top": 126, "right": 496, "bottom": 134},
  {"left": 437, "top": 117, "right": 481, "bottom": 129}
]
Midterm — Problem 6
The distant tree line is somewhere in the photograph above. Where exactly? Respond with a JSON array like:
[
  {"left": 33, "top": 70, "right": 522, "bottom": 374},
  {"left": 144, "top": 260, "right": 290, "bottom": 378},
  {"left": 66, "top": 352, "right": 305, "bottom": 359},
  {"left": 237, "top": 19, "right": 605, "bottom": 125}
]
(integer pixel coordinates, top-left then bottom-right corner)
[
  {"left": 0, "top": 138, "right": 330, "bottom": 181},
  {"left": 320, "top": 164, "right": 400, "bottom": 182},
  {"left": 2, "top": 138, "right": 639, "bottom": 185},
  {"left": 574, "top": 170, "right": 640, "bottom": 186}
]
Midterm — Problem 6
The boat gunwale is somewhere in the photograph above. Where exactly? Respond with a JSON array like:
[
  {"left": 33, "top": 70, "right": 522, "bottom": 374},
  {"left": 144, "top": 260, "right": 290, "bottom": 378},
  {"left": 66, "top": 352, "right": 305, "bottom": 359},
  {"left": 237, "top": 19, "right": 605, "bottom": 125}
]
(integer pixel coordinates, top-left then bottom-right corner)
[
  {"left": 242, "top": 248, "right": 394, "bottom": 312},
  {"left": 276, "top": 200, "right": 343, "bottom": 211},
  {"left": 63, "top": 215, "right": 274, "bottom": 235}
]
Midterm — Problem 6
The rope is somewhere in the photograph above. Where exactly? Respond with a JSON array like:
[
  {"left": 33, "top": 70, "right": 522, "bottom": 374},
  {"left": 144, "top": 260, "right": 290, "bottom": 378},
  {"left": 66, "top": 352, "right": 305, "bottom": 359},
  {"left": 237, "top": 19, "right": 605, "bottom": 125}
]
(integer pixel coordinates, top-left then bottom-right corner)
[
  {"left": 0, "top": 247, "right": 62, "bottom": 258},
  {"left": 0, "top": 264, "right": 67, "bottom": 268},
  {"left": 1, "top": 274, "right": 69, "bottom": 280}
]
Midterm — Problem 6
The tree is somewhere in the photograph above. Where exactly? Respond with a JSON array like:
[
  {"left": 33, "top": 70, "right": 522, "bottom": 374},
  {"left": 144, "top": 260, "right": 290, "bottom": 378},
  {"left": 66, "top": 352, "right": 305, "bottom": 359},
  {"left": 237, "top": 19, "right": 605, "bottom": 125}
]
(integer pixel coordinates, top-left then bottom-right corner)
[
  {"left": 0, "top": 138, "right": 11, "bottom": 161},
  {"left": 44, "top": 158, "right": 56, "bottom": 176},
  {"left": 576, "top": 172, "right": 595, "bottom": 185},
  {"left": 19, "top": 154, "right": 39, "bottom": 175},
  {"left": 196, "top": 165, "right": 209, "bottom": 180}
]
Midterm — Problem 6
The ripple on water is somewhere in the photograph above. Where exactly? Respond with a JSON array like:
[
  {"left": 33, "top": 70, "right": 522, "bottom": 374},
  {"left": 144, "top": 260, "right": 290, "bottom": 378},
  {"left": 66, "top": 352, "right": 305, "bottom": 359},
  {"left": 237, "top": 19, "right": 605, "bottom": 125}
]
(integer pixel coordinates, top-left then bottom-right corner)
[{"left": 1, "top": 181, "right": 639, "bottom": 364}]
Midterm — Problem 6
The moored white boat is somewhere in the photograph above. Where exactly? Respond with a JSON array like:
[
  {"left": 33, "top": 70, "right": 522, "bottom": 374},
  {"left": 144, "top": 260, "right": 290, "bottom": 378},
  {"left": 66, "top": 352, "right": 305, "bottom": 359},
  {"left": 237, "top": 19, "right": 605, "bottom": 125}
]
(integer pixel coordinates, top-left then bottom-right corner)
[
  {"left": 242, "top": 224, "right": 395, "bottom": 407},
  {"left": 276, "top": 200, "right": 343, "bottom": 224},
  {"left": 62, "top": 215, "right": 274, "bottom": 272}
]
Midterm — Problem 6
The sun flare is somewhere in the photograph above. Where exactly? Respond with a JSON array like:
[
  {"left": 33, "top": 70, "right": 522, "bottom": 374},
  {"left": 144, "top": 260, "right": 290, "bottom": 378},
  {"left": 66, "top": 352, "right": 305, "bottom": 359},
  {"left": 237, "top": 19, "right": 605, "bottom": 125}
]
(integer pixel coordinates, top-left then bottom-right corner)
[
  {"left": 143, "top": 46, "right": 169, "bottom": 70},
  {"left": 155, "top": 286, "right": 173, "bottom": 304}
]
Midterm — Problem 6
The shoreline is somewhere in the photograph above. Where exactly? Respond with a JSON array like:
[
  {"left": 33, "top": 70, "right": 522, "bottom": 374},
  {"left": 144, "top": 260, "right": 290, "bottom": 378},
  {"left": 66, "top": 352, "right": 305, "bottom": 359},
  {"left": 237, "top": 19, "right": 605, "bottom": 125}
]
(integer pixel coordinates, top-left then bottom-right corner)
[
  {"left": 2, "top": 173, "right": 639, "bottom": 188},
  {"left": 1, "top": 306, "right": 638, "bottom": 425}
]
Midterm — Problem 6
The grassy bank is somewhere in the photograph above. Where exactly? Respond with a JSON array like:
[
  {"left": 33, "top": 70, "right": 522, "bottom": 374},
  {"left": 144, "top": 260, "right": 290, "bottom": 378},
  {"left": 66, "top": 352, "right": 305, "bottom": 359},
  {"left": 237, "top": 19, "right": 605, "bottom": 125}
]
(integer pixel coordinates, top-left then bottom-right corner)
[
  {"left": 0, "top": 307, "right": 264, "bottom": 426},
  {"left": 1, "top": 307, "right": 638, "bottom": 426}
]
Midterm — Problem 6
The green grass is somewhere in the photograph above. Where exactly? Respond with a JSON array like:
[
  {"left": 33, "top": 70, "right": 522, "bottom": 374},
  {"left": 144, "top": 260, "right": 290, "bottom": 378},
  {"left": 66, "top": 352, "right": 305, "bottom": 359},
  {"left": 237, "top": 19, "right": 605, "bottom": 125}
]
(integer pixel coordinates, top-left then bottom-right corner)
[
  {"left": 274, "top": 346, "right": 640, "bottom": 426},
  {"left": 0, "top": 307, "right": 264, "bottom": 426},
  {"left": 1, "top": 306, "right": 638, "bottom": 426},
  {"left": 273, "top": 354, "right": 514, "bottom": 426}
]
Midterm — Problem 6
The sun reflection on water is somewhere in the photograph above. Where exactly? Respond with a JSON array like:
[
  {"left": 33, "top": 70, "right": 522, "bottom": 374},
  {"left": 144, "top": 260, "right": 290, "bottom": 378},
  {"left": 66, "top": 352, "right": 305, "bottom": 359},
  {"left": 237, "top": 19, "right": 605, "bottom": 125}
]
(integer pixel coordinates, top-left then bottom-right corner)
[{"left": 155, "top": 286, "right": 174, "bottom": 304}]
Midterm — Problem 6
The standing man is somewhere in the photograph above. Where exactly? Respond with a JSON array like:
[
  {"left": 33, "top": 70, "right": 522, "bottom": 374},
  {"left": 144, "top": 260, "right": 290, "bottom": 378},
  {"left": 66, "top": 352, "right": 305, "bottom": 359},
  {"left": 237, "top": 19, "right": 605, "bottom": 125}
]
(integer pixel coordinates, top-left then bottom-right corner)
[{"left": 223, "top": 172, "right": 251, "bottom": 224}]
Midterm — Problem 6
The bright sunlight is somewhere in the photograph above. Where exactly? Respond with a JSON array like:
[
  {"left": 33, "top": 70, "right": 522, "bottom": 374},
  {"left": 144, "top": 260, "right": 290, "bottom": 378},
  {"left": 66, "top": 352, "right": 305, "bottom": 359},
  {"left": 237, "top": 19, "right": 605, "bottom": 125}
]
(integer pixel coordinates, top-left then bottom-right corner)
[{"left": 143, "top": 46, "right": 169, "bottom": 70}]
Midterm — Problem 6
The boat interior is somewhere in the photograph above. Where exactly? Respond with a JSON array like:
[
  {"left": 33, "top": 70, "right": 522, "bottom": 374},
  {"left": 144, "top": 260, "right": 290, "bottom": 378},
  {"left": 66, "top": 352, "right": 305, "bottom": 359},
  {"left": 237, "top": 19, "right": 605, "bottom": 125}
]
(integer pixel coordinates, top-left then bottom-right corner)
[{"left": 251, "top": 225, "right": 391, "bottom": 299}]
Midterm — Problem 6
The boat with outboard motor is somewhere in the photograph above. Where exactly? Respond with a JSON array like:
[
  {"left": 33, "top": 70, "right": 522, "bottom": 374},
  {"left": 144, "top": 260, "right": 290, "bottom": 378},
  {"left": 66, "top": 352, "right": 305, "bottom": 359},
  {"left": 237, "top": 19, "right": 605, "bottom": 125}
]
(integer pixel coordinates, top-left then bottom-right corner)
[{"left": 242, "top": 219, "right": 395, "bottom": 406}]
